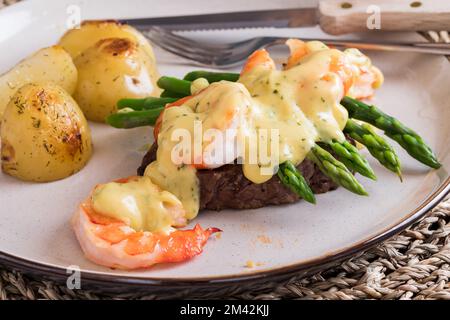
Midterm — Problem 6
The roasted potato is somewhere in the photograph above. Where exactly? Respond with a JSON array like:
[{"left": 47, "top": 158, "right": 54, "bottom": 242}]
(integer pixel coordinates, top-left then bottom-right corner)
[
  {"left": 0, "top": 46, "right": 78, "bottom": 118},
  {"left": 1, "top": 83, "right": 92, "bottom": 182},
  {"left": 73, "top": 38, "right": 160, "bottom": 122},
  {"left": 58, "top": 20, "right": 158, "bottom": 63}
]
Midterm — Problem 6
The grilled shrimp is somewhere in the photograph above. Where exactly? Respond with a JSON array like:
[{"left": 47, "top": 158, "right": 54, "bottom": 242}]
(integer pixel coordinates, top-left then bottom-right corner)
[
  {"left": 240, "top": 48, "right": 276, "bottom": 76},
  {"left": 284, "top": 38, "right": 383, "bottom": 99},
  {"left": 72, "top": 176, "right": 219, "bottom": 269},
  {"left": 154, "top": 81, "right": 252, "bottom": 169},
  {"left": 240, "top": 39, "right": 382, "bottom": 100}
]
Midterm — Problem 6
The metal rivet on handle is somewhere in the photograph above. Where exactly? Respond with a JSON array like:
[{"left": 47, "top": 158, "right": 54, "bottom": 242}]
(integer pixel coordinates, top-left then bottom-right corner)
[{"left": 341, "top": 2, "right": 352, "bottom": 9}]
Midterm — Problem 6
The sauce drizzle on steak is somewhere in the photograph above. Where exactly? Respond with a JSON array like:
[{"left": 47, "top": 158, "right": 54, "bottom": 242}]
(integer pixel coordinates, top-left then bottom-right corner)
[{"left": 138, "top": 143, "right": 341, "bottom": 211}]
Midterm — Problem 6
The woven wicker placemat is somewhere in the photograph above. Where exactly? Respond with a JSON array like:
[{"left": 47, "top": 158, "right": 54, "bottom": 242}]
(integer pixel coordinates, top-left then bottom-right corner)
[{"left": 1, "top": 0, "right": 449, "bottom": 300}]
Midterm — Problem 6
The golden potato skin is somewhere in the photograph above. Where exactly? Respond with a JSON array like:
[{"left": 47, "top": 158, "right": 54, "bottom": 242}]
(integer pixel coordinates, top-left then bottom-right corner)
[
  {"left": 1, "top": 83, "right": 92, "bottom": 182},
  {"left": 73, "top": 38, "right": 160, "bottom": 122},
  {"left": 0, "top": 46, "right": 78, "bottom": 118},
  {"left": 58, "top": 20, "right": 158, "bottom": 63}
]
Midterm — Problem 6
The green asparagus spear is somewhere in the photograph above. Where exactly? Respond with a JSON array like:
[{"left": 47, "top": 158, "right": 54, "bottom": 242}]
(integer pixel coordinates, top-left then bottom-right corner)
[
  {"left": 183, "top": 71, "right": 240, "bottom": 83},
  {"left": 327, "top": 139, "right": 377, "bottom": 180},
  {"left": 308, "top": 144, "right": 368, "bottom": 196},
  {"left": 278, "top": 161, "right": 316, "bottom": 204},
  {"left": 106, "top": 107, "right": 164, "bottom": 128},
  {"left": 341, "top": 96, "right": 441, "bottom": 169},
  {"left": 160, "top": 90, "right": 186, "bottom": 98},
  {"left": 117, "top": 97, "right": 177, "bottom": 110},
  {"left": 344, "top": 119, "right": 402, "bottom": 179},
  {"left": 159, "top": 72, "right": 240, "bottom": 99},
  {"left": 157, "top": 76, "right": 192, "bottom": 96}
]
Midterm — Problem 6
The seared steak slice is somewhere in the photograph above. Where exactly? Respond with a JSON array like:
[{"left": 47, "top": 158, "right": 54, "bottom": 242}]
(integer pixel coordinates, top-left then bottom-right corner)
[{"left": 137, "top": 143, "right": 339, "bottom": 210}]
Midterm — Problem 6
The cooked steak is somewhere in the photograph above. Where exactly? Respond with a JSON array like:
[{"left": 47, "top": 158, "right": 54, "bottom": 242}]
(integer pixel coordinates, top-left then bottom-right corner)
[{"left": 137, "top": 143, "right": 339, "bottom": 210}]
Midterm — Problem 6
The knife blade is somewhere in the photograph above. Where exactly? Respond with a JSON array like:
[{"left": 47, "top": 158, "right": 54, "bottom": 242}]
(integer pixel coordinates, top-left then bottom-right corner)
[
  {"left": 117, "top": 0, "right": 450, "bottom": 35},
  {"left": 119, "top": 8, "right": 318, "bottom": 31}
]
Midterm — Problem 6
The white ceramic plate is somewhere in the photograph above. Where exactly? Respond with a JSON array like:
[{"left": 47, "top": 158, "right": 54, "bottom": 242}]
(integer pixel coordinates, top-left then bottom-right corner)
[{"left": 0, "top": 0, "right": 449, "bottom": 292}]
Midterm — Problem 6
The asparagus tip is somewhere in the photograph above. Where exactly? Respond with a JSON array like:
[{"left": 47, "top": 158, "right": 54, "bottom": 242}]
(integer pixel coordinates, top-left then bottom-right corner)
[
  {"left": 397, "top": 169, "right": 403, "bottom": 182},
  {"left": 305, "top": 194, "right": 317, "bottom": 205},
  {"left": 365, "top": 171, "right": 377, "bottom": 181},
  {"left": 430, "top": 161, "right": 442, "bottom": 170}
]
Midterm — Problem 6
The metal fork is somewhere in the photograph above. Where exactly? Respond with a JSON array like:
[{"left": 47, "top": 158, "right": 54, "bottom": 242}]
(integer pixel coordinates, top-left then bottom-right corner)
[{"left": 143, "top": 26, "right": 450, "bottom": 68}]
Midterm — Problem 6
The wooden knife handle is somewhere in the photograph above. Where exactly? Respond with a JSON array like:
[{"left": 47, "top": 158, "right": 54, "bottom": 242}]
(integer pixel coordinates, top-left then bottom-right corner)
[{"left": 318, "top": 0, "right": 450, "bottom": 35}]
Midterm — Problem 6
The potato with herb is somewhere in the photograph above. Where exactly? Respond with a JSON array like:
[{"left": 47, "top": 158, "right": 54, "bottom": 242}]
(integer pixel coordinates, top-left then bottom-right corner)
[
  {"left": 0, "top": 46, "right": 78, "bottom": 118},
  {"left": 73, "top": 37, "right": 160, "bottom": 122},
  {"left": 1, "top": 83, "right": 92, "bottom": 182},
  {"left": 58, "top": 20, "right": 157, "bottom": 62}
]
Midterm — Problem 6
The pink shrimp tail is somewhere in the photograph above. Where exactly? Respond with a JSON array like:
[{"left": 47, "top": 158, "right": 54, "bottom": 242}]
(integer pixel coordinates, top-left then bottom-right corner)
[
  {"left": 207, "top": 227, "right": 222, "bottom": 234},
  {"left": 155, "top": 224, "right": 221, "bottom": 264}
]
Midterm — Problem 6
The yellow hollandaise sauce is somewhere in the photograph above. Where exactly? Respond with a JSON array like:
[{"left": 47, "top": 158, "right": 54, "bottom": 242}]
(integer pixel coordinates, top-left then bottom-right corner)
[
  {"left": 239, "top": 48, "right": 351, "bottom": 183},
  {"left": 91, "top": 176, "right": 184, "bottom": 233},
  {"left": 145, "top": 81, "right": 253, "bottom": 219},
  {"left": 117, "top": 40, "right": 383, "bottom": 225}
]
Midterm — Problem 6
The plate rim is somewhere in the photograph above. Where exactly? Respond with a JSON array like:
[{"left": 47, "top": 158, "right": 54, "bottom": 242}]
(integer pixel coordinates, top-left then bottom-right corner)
[
  {"left": 1, "top": 0, "right": 449, "bottom": 292},
  {"left": 1, "top": 177, "right": 448, "bottom": 290}
]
